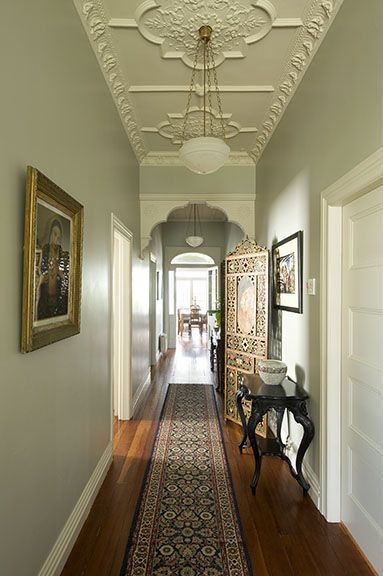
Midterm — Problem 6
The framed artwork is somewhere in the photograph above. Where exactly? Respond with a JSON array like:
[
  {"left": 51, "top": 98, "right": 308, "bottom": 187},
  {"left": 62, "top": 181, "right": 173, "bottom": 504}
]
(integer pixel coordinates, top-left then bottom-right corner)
[
  {"left": 21, "top": 166, "right": 84, "bottom": 352},
  {"left": 272, "top": 231, "right": 303, "bottom": 314}
]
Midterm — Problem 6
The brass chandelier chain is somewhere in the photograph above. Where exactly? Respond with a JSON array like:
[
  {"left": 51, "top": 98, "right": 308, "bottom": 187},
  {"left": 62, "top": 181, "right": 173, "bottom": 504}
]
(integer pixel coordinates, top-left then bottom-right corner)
[
  {"left": 181, "top": 26, "right": 226, "bottom": 143},
  {"left": 206, "top": 44, "right": 214, "bottom": 137},
  {"left": 181, "top": 39, "right": 201, "bottom": 143},
  {"left": 210, "top": 45, "right": 226, "bottom": 138}
]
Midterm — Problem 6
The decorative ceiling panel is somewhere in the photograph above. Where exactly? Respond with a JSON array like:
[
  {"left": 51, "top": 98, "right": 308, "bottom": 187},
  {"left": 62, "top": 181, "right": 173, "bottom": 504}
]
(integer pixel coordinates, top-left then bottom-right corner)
[
  {"left": 74, "top": 0, "right": 343, "bottom": 165},
  {"left": 134, "top": 0, "right": 277, "bottom": 68}
]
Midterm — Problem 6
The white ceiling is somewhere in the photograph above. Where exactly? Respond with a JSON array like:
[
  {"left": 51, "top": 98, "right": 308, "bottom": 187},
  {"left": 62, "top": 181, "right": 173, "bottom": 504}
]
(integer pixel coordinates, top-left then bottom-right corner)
[{"left": 75, "top": 0, "right": 342, "bottom": 166}]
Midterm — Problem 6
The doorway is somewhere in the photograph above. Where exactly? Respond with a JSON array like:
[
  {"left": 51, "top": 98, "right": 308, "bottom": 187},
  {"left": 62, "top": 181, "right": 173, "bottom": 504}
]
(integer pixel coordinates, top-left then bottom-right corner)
[
  {"left": 341, "top": 186, "right": 383, "bottom": 572},
  {"left": 149, "top": 254, "right": 158, "bottom": 365},
  {"left": 321, "top": 148, "right": 383, "bottom": 574},
  {"left": 111, "top": 214, "right": 132, "bottom": 421}
]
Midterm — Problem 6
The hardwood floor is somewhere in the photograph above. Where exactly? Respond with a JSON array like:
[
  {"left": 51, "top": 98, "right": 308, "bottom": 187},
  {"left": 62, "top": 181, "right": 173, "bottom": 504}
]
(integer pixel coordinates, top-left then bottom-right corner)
[{"left": 61, "top": 332, "right": 376, "bottom": 576}]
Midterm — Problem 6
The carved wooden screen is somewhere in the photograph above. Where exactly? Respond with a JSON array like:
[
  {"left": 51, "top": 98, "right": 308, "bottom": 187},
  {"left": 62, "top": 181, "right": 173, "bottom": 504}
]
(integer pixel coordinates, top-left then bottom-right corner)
[{"left": 224, "top": 238, "right": 268, "bottom": 432}]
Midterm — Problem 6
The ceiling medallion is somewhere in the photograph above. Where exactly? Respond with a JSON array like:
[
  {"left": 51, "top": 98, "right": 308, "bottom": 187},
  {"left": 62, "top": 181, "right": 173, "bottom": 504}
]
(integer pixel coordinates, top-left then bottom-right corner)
[
  {"left": 155, "top": 107, "right": 246, "bottom": 145},
  {"left": 135, "top": 0, "right": 276, "bottom": 68}
]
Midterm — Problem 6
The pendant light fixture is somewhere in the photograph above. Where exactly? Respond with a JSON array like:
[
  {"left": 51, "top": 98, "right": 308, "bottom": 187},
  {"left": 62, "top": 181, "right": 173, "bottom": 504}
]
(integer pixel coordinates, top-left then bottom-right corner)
[
  {"left": 185, "top": 203, "right": 204, "bottom": 248},
  {"left": 179, "top": 25, "right": 230, "bottom": 175}
]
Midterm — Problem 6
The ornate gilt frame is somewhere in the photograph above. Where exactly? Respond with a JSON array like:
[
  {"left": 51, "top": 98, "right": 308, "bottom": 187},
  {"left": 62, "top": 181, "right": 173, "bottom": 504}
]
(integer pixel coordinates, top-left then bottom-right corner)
[{"left": 21, "top": 167, "right": 83, "bottom": 352}]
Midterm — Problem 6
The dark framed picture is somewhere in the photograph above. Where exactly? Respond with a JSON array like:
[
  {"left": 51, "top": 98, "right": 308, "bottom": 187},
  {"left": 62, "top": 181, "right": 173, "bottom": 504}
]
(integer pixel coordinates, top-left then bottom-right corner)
[
  {"left": 21, "top": 166, "right": 84, "bottom": 352},
  {"left": 272, "top": 231, "right": 303, "bottom": 313}
]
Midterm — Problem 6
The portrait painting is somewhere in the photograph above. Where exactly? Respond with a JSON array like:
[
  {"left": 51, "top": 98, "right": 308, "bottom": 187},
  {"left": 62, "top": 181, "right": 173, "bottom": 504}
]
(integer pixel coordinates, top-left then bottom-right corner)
[
  {"left": 272, "top": 231, "right": 303, "bottom": 313},
  {"left": 21, "top": 167, "right": 83, "bottom": 352},
  {"left": 34, "top": 201, "right": 71, "bottom": 325},
  {"left": 237, "top": 275, "right": 256, "bottom": 335}
]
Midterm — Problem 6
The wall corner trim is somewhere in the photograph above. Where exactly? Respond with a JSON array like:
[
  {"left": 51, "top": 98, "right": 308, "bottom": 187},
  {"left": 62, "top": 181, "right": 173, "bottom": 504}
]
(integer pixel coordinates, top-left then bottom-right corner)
[
  {"left": 133, "top": 369, "right": 151, "bottom": 416},
  {"left": 37, "top": 442, "right": 113, "bottom": 576}
]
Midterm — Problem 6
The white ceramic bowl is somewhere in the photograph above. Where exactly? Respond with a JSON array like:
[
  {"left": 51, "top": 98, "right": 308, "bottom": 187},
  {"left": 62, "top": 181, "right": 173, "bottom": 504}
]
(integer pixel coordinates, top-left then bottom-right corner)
[{"left": 258, "top": 359, "right": 287, "bottom": 385}]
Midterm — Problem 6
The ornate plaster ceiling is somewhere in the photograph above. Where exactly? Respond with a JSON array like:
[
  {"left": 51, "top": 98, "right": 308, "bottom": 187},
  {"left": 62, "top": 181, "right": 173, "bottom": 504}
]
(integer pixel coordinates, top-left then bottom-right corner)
[{"left": 74, "top": 0, "right": 343, "bottom": 166}]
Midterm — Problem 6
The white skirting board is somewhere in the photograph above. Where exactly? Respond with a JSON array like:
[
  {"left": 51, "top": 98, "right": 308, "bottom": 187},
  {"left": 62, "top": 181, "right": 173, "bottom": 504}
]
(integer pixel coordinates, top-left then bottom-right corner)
[
  {"left": 38, "top": 442, "right": 113, "bottom": 576},
  {"left": 132, "top": 368, "right": 151, "bottom": 416},
  {"left": 302, "top": 461, "right": 321, "bottom": 508},
  {"left": 285, "top": 442, "right": 321, "bottom": 509}
]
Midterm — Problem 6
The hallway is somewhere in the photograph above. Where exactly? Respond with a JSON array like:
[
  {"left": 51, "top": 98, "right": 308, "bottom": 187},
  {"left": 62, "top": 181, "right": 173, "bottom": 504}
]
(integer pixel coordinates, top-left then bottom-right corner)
[
  {"left": 168, "top": 330, "right": 215, "bottom": 385},
  {"left": 61, "top": 337, "right": 375, "bottom": 576}
]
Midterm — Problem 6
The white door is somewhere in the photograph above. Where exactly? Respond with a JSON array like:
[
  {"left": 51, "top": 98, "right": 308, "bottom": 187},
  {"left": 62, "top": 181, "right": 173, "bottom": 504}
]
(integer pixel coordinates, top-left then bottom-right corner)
[{"left": 342, "top": 186, "right": 383, "bottom": 573}]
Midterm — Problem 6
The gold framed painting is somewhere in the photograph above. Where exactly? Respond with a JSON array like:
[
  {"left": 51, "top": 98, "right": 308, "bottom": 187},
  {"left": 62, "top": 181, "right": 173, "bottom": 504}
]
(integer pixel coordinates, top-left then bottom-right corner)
[{"left": 21, "top": 166, "right": 84, "bottom": 352}]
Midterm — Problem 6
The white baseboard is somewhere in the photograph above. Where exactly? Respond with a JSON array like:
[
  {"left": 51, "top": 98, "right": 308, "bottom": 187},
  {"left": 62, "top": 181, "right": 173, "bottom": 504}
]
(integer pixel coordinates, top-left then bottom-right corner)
[
  {"left": 38, "top": 442, "right": 113, "bottom": 576},
  {"left": 285, "top": 442, "right": 321, "bottom": 508},
  {"left": 302, "top": 461, "right": 321, "bottom": 508},
  {"left": 133, "top": 368, "right": 151, "bottom": 416}
]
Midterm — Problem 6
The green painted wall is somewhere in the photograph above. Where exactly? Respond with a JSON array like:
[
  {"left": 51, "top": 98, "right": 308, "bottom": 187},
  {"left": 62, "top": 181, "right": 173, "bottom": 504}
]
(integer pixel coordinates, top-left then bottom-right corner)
[
  {"left": 255, "top": 0, "right": 383, "bottom": 478},
  {"left": 140, "top": 165, "right": 255, "bottom": 196},
  {"left": 0, "top": 1, "right": 148, "bottom": 574}
]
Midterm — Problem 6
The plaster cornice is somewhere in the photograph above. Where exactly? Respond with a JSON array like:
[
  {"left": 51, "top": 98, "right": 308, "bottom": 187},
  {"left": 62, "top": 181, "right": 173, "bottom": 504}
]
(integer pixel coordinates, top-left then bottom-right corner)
[
  {"left": 250, "top": 0, "right": 344, "bottom": 161},
  {"left": 75, "top": 0, "right": 343, "bottom": 166},
  {"left": 141, "top": 152, "right": 255, "bottom": 167},
  {"left": 140, "top": 193, "right": 256, "bottom": 201},
  {"left": 74, "top": 0, "right": 146, "bottom": 162}
]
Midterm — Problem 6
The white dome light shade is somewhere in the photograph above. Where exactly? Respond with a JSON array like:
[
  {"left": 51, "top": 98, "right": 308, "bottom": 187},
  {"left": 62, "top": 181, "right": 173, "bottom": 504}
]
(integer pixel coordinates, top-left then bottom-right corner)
[
  {"left": 185, "top": 235, "right": 204, "bottom": 248},
  {"left": 179, "top": 137, "right": 230, "bottom": 175}
]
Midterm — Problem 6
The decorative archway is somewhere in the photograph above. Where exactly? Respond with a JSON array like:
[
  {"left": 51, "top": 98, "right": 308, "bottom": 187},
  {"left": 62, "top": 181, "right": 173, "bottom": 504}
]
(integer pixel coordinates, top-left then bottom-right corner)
[{"left": 140, "top": 196, "right": 255, "bottom": 256}]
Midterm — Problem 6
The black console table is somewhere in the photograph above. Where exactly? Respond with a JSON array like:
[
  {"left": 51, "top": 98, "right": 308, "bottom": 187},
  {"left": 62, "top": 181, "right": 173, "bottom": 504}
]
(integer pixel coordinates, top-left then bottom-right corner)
[
  {"left": 236, "top": 373, "right": 314, "bottom": 495},
  {"left": 210, "top": 330, "right": 223, "bottom": 392}
]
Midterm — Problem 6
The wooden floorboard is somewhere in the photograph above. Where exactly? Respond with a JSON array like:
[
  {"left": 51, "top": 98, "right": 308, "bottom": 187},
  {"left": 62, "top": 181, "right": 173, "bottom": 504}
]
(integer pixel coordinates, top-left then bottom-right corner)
[{"left": 61, "top": 332, "right": 376, "bottom": 576}]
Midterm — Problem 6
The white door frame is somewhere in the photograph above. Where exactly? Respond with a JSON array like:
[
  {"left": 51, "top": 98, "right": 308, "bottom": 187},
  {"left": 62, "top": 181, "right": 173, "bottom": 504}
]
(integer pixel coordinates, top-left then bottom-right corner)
[
  {"left": 111, "top": 214, "right": 133, "bottom": 426},
  {"left": 149, "top": 252, "right": 157, "bottom": 365},
  {"left": 320, "top": 147, "right": 383, "bottom": 520}
]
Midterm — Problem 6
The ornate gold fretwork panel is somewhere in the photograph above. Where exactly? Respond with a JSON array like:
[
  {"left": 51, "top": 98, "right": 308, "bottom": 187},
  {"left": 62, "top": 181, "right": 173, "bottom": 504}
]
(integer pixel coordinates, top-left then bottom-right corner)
[{"left": 224, "top": 238, "right": 268, "bottom": 434}]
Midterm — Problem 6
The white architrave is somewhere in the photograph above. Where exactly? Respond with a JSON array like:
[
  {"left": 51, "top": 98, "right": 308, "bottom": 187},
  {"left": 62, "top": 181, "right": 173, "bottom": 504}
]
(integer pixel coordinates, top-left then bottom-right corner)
[
  {"left": 111, "top": 214, "right": 133, "bottom": 422},
  {"left": 320, "top": 147, "right": 383, "bottom": 521},
  {"left": 140, "top": 194, "right": 255, "bottom": 256}
]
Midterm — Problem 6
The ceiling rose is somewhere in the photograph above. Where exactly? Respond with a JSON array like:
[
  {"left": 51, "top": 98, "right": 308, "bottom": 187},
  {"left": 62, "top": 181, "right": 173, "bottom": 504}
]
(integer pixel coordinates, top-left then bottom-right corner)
[
  {"left": 136, "top": 0, "right": 276, "bottom": 67},
  {"left": 156, "top": 107, "right": 244, "bottom": 145}
]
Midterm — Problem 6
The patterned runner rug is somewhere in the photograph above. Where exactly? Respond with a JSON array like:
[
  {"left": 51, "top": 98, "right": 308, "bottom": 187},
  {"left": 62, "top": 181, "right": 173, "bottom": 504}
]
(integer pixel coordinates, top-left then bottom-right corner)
[{"left": 120, "top": 384, "right": 252, "bottom": 576}]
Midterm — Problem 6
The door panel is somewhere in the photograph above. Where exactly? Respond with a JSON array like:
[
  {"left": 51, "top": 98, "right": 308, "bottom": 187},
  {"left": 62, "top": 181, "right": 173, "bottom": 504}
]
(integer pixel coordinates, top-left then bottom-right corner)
[{"left": 342, "top": 186, "right": 383, "bottom": 573}]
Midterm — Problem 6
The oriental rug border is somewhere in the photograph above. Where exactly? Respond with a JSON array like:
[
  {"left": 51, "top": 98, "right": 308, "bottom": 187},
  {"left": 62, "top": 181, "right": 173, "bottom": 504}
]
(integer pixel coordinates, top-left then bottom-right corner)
[{"left": 119, "top": 383, "right": 252, "bottom": 576}]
